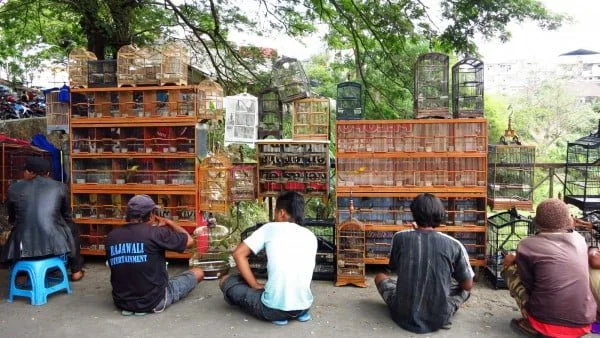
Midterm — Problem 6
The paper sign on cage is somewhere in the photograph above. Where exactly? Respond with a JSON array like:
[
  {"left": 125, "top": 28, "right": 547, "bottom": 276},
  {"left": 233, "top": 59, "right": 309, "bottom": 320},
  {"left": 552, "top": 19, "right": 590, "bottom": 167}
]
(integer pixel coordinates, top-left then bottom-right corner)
[{"left": 224, "top": 93, "right": 258, "bottom": 147}]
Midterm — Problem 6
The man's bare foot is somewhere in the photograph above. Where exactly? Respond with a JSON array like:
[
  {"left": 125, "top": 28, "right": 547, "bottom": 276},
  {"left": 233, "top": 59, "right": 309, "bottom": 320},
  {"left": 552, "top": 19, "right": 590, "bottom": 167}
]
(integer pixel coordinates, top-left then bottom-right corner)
[{"left": 71, "top": 270, "right": 84, "bottom": 281}]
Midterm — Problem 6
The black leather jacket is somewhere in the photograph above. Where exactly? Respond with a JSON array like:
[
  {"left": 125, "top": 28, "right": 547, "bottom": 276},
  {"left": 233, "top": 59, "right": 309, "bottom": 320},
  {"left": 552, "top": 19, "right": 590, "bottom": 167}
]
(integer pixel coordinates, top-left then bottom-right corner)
[{"left": 1, "top": 176, "right": 75, "bottom": 262}]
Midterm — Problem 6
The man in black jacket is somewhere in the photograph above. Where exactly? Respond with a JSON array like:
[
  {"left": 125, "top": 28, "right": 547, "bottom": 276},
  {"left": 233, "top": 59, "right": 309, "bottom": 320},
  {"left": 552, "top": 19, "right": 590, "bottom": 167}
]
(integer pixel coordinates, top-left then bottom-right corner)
[{"left": 1, "top": 156, "right": 84, "bottom": 280}]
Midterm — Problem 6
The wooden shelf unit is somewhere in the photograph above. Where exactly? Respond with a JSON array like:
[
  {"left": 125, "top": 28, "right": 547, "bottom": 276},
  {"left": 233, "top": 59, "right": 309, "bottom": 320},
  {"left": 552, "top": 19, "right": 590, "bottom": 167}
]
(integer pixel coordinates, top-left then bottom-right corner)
[
  {"left": 256, "top": 140, "right": 330, "bottom": 200},
  {"left": 335, "top": 119, "right": 488, "bottom": 267},
  {"left": 70, "top": 86, "right": 203, "bottom": 259}
]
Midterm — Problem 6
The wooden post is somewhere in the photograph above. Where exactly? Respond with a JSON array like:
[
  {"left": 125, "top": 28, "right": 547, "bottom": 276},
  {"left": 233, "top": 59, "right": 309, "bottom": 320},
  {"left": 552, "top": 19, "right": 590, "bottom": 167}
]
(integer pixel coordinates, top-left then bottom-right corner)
[{"left": 549, "top": 167, "right": 554, "bottom": 198}]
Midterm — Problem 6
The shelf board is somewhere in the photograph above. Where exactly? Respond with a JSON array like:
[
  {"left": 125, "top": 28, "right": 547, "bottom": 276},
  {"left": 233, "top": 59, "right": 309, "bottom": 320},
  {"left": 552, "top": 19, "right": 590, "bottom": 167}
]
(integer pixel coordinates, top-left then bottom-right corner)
[
  {"left": 364, "top": 257, "right": 485, "bottom": 267},
  {"left": 335, "top": 118, "right": 487, "bottom": 125},
  {"left": 364, "top": 225, "right": 486, "bottom": 232},
  {"left": 71, "top": 184, "right": 197, "bottom": 194},
  {"left": 81, "top": 248, "right": 192, "bottom": 259},
  {"left": 72, "top": 85, "right": 199, "bottom": 93},
  {"left": 71, "top": 152, "right": 195, "bottom": 159},
  {"left": 74, "top": 219, "right": 197, "bottom": 226},
  {"left": 71, "top": 117, "right": 196, "bottom": 127},
  {"left": 336, "top": 186, "right": 486, "bottom": 195},
  {"left": 336, "top": 151, "right": 486, "bottom": 159}
]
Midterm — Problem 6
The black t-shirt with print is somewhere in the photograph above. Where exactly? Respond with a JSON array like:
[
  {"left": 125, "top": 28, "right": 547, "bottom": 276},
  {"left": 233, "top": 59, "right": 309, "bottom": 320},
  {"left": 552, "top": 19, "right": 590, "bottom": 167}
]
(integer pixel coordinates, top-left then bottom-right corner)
[{"left": 106, "top": 223, "right": 187, "bottom": 312}]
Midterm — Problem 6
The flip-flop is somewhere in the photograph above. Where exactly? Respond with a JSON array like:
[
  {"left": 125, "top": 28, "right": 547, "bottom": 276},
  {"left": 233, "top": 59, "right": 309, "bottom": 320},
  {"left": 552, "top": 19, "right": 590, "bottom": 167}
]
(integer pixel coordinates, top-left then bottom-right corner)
[
  {"left": 70, "top": 270, "right": 85, "bottom": 282},
  {"left": 297, "top": 312, "right": 311, "bottom": 322},
  {"left": 510, "top": 318, "right": 542, "bottom": 337},
  {"left": 121, "top": 310, "right": 147, "bottom": 316}
]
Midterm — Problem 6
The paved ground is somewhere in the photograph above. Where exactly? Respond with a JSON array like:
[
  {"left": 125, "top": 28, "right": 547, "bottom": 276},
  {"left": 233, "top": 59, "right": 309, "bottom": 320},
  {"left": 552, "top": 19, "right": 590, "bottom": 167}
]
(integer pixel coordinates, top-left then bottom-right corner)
[{"left": 0, "top": 259, "right": 595, "bottom": 338}]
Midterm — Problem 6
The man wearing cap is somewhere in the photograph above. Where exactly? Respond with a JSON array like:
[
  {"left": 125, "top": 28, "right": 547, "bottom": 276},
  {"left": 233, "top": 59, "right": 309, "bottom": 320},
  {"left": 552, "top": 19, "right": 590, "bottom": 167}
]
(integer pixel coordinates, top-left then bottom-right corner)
[
  {"left": 1, "top": 156, "right": 84, "bottom": 280},
  {"left": 502, "top": 198, "right": 596, "bottom": 337},
  {"left": 106, "top": 194, "right": 204, "bottom": 315}
]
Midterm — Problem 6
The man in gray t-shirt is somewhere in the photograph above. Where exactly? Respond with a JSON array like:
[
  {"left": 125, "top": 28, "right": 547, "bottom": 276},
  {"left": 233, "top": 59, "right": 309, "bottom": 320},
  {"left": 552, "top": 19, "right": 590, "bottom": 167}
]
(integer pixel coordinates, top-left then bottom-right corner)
[{"left": 375, "top": 193, "right": 473, "bottom": 334}]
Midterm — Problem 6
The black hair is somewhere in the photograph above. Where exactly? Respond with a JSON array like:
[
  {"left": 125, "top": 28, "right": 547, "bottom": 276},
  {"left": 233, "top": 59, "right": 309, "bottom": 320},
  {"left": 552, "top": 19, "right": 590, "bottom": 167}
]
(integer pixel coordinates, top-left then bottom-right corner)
[
  {"left": 275, "top": 191, "right": 304, "bottom": 224},
  {"left": 410, "top": 193, "right": 446, "bottom": 228},
  {"left": 125, "top": 210, "right": 153, "bottom": 223}
]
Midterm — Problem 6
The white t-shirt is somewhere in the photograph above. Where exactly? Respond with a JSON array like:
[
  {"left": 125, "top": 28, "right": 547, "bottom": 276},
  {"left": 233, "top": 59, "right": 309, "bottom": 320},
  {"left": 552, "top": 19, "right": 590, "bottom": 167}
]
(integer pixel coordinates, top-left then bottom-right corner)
[{"left": 244, "top": 221, "right": 318, "bottom": 311}]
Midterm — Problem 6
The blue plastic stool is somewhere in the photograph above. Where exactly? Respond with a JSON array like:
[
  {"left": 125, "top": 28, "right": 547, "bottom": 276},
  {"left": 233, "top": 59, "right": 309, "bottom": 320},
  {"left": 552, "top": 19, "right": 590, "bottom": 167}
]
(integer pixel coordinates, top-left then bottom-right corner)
[{"left": 7, "top": 256, "right": 72, "bottom": 305}]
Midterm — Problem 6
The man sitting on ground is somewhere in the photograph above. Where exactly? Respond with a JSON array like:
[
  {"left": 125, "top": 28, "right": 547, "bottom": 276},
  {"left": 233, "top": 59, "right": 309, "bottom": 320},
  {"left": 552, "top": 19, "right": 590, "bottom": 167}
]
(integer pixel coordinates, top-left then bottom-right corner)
[
  {"left": 219, "top": 191, "right": 317, "bottom": 325},
  {"left": 589, "top": 247, "right": 600, "bottom": 334},
  {"left": 106, "top": 195, "right": 204, "bottom": 315},
  {"left": 375, "top": 193, "right": 473, "bottom": 333},
  {"left": 503, "top": 198, "right": 596, "bottom": 337}
]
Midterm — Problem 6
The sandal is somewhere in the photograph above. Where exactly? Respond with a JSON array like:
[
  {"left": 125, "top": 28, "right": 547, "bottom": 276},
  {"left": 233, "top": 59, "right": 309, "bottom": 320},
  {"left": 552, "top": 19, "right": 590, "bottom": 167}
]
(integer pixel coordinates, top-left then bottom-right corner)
[
  {"left": 510, "top": 318, "right": 542, "bottom": 337},
  {"left": 70, "top": 270, "right": 85, "bottom": 282},
  {"left": 121, "top": 310, "right": 147, "bottom": 317}
]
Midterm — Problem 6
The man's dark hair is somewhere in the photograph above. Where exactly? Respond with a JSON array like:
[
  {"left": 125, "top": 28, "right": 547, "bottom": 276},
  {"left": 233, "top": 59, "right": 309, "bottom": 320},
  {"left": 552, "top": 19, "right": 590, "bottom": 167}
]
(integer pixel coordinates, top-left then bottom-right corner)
[
  {"left": 410, "top": 193, "right": 446, "bottom": 228},
  {"left": 275, "top": 191, "right": 304, "bottom": 224},
  {"left": 25, "top": 156, "right": 51, "bottom": 175},
  {"left": 125, "top": 210, "right": 153, "bottom": 223}
]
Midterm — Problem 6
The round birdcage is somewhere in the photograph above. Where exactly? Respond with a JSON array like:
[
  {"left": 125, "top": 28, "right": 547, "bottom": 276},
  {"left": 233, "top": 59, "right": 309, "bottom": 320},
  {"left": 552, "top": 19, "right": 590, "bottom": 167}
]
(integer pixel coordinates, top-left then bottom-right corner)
[{"left": 198, "top": 79, "right": 224, "bottom": 120}]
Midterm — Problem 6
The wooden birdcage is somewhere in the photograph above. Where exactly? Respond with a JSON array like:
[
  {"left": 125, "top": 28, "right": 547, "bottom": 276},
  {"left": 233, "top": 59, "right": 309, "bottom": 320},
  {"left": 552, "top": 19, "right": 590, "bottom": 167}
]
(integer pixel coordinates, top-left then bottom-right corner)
[
  {"left": 292, "top": 98, "right": 330, "bottom": 140},
  {"left": 135, "top": 46, "right": 162, "bottom": 85},
  {"left": 336, "top": 207, "right": 367, "bottom": 287},
  {"left": 230, "top": 163, "right": 257, "bottom": 202},
  {"left": 452, "top": 57, "right": 484, "bottom": 118},
  {"left": 159, "top": 42, "right": 188, "bottom": 86},
  {"left": 272, "top": 56, "right": 309, "bottom": 103},
  {"left": 117, "top": 44, "right": 140, "bottom": 87},
  {"left": 258, "top": 88, "right": 283, "bottom": 139},
  {"left": 198, "top": 80, "right": 224, "bottom": 120},
  {"left": 88, "top": 60, "right": 117, "bottom": 88},
  {"left": 336, "top": 81, "right": 363, "bottom": 120},
  {"left": 224, "top": 93, "right": 258, "bottom": 146},
  {"left": 69, "top": 48, "right": 97, "bottom": 88},
  {"left": 414, "top": 52, "right": 450, "bottom": 119},
  {"left": 199, "top": 153, "right": 231, "bottom": 213},
  {"left": 46, "top": 90, "right": 69, "bottom": 133},
  {"left": 564, "top": 120, "right": 600, "bottom": 212}
]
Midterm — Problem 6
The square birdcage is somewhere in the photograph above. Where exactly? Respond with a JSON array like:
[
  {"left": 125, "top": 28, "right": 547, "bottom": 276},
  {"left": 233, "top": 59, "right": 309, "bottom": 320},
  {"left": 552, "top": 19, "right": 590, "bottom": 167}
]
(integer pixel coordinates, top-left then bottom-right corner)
[
  {"left": 69, "top": 48, "right": 97, "bottom": 88},
  {"left": 117, "top": 44, "right": 140, "bottom": 87},
  {"left": 452, "top": 57, "right": 484, "bottom": 118},
  {"left": 336, "top": 218, "right": 367, "bottom": 287},
  {"left": 292, "top": 98, "right": 330, "bottom": 140},
  {"left": 88, "top": 60, "right": 117, "bottom": 88},
  {"left": 224, "top": 93, "right": 258, "bottom": 146},
  {"left": 488, "top": 144, "right": 535, "bottom": 211},
  {"left": 258, "top": 88, "right": 283, "bottom": 139},
  {"left": 336, "top": 81, "right": 363, "bottom": 120},
  {"left": 199, "top": 153, "right": 231, "bottom": 213},
  {"left": 272, "top": 56, "right": 309, "bottom": 103},
  {"left": 230, "top": 163, "right": 257, "bottom": 202},
  {"left": 486, "top": 209, "right": 534, "bottom": 288},
  {"left": 414, "top": 52, "right": 450, "bottom": 119},
  {"left": 198, "top": 80, "right": 224, "bottom": 120},
  {"left": 159, "top": 42, "right": 188, "bottom": 86},
  {"left": 45, "top": 90, "right": 69, "bottom": 133},
  {"left": 135, "top": 46, "right": 162, "bottom": 86},
  {"left": 564, "top": 123, "right": 600, "bottom": 212}
]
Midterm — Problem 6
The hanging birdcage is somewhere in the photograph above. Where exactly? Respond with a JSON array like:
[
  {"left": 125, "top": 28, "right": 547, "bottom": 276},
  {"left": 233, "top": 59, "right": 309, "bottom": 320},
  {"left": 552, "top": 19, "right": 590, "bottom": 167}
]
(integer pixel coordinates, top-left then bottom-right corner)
[
  {"left": 45, "top": 90, "right": 69, "bottom": 133},
  {"left": 224, "top": 93, "right": 258, "bottom": 146},
  {"left": 564, "top": 120, "right": 600, "bottom": 212},
  {"left": 159, "top": 42, "right": 188, "bottom": 86},
  {"left": 69, "top": 48, "right": 97, "bottom": 88},
  {"left": 292, "top": 98, "right": 330, "bottom": 140},
  {"left": 117, "top": 44, "right": 140, "bottom": 87},
  {"left": 198, "top": 80, "right": 224, "bottom": 120},
  {"left": 486, "top": 209, "right": 534, "bottom": 288},
  {"left": 272, "top": 56, "right": 309, "bottom": 103},
  {"left": 336, "top": 215, "right": 367, "bottom": 288},
  {"left": 452, "top": 57, "right": 484, "bottom": 118},
  {"left": 336, "top": 81, "right": 363, "bottom": 120},
  {"left": 230, "top": 163, "right": 257, "bottom": 202},
  {"left": 414, "top": 52, "right": 450, "bottom": 119},
  {"left": 199, "top": 153, "right": 231, "bottom": 213},
  {"left": 258, "top": 88, "right": 283, "bottom": 139}
]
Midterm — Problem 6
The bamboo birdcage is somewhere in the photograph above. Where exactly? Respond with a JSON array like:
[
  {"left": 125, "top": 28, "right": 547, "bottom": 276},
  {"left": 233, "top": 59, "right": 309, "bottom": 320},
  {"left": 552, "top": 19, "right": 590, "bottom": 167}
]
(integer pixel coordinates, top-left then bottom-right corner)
[
  {"left": 414, "top": 52, "right": 451, "bottom": 119},
  {"left": 159, "top": 42, "right": 188, "bottom": 86},
  {"left": 230, "top": 163, "right": 257, "bottom": 202},
  {"left": 69, "top": 48, "right": 97, "bottom": 88},
  {"left": 199, "top": 153, "right": 231, "bottom": 213},
  {"left": 117, "top": 44, "right": 140, "bottom": 87},
  {"left": 258, "top": 88, "right": 283, "bottom": 139},
  {"left": 198, "top": 80, "right": 224, "bottom": 120},
  {"left": 292, "top": 98, "right": 330, "bottom": 140},
  {"left": 272, "top": 56, "right": 309, "bottom": 103},
  {"left": 336, "top": 206, "right": 367, "bottom": 287},
  {"left": 46, "top": 90, "right": 69, "bottom": 133},
  {"left": 452, "top": 57, "right": 484, "bottom": 118},
  {"left": 136, "top": 46, "right": 162, "bottom": 85}
]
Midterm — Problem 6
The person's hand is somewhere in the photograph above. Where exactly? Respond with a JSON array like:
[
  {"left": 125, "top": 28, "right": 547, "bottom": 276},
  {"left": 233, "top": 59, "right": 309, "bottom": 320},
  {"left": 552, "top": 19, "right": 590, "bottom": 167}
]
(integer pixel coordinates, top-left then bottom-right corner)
[
  {"left": 154, "top": 216, "right": 173, "bottom": 227},
  {"left": 503, "top": 252, "right": 517, "bottom": 268},
  {"left": 251, "top": 282, "right": 265, "bottom": 290}
]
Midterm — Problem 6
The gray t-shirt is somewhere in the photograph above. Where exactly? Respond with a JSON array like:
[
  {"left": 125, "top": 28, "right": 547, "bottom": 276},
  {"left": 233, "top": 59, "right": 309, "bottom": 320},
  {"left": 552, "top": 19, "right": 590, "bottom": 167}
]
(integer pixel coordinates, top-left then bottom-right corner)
[
  {"left": 516, "top": 231, "right": 596, "bottom": 327},
  {"left": 388, "top": 229, "right": 474, "bottom": 333}
]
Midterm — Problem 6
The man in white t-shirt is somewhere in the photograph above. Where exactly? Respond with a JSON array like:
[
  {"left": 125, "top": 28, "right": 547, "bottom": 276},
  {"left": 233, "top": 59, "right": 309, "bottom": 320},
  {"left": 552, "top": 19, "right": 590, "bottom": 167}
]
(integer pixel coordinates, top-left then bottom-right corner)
[{"left": 219, "top": 192, "right": 317, "bottom": 325}]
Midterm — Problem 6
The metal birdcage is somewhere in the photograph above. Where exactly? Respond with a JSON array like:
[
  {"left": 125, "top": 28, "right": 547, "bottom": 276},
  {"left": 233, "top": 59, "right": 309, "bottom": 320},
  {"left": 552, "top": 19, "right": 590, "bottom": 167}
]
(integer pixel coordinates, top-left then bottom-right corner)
[
  {"left": 486, "top": 209, "right": 534, "bottom": 288},
  {"left": 414, "top": 52, "right": 451, "bottom": 119},
  {"left": 199, "top": 153, "right": 231, "bottom": 213},
  {"left": 564, "top": 121, "right": 600, "bottom": 212},
  {"left": 336, "top": 81, "right": 363, "bottom": 120},
  {"left": 88, "top": 60, "right": 117, "bottom": 88},
  {"left": 198, "top": 80, "right": 224, "bottom": 120},
  {"left": 0, "top": 144, "right": 49, "bottom": 202},
  {"left": 336, "top": 214, "right": 367, "bottom": 287},
  {"left": 292, "top": 98, "right": 330, "bottom": 140},
  {"left": 272, "top": 56, "right": 309, "bottom": 103},
  {"left": 69, "top": 48, "right": 97, "bottom": 88},
  {"left": 229, "top": 163, "right": 257, "bottom": 202},
  {"left": 488, "top": 144, "right": 535, "bottom": 211},
  {"left": 258, "top": 88, "right": 283, "bottom": 139},
  {"left": 159, "top": 42, "right": 188, "bottom": 86},
  {"left": 452, "top": 57, "right": 484, "bottom": 118},
  {"left": 117, "top": 44, "right": 140, "bottom": 87}
]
